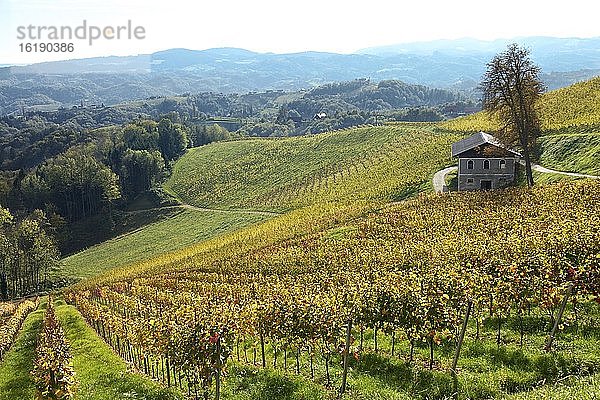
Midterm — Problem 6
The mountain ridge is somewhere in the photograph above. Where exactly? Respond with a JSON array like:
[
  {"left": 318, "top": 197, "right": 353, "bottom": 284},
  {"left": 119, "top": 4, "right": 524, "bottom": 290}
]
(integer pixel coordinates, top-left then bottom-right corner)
[{"left": 2, "top": 37, "right": 599, "bottom": 115}]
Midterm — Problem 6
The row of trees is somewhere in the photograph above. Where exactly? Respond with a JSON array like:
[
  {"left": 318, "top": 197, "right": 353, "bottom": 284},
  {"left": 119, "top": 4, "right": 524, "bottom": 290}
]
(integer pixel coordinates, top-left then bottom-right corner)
[
  {"left": 8, "top": 117, "right": 189, "bottom": 224},
  {"left": 0, "top": 207, "right": 59, "bottom": 299}
]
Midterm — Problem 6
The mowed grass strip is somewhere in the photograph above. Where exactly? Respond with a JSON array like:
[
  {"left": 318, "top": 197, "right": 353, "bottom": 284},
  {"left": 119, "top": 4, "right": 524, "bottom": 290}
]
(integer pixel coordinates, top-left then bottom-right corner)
[
  {"left": 54, "top": 298, "right": 183, "bottom": 400},
  {"left": 0, "top": 303, "right": 42, "bottom": 400},
  {"left": 537, "top": 133, "right": 600, "bottom": 176},
  {"left": 61, "top": 208, "right": 269, "bottom": 279},
  {"left": 0, "top": 298, "right": 184, "bottom": 400}
]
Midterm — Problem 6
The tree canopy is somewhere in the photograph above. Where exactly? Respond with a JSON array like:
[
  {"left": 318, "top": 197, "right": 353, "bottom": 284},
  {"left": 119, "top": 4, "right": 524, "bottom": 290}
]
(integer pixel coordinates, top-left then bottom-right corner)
[{"left": 480, "top": 44, "right": 545, "bottom": 186}]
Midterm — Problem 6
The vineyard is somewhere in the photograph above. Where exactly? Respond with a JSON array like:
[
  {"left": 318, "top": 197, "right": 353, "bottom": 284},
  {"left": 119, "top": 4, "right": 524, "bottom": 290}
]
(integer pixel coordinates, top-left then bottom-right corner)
[
  {"left": 61, "top": 124, "right": 457, "bottom": 280},
  {"left": 31, "top": 298, "right": 77, "bottom": 399},
  {"left": 164, "top": 124, "right": 459, "bottom": 211},
  {"left": 65, "top": 180, "right": 600, "bottom": 399},
  {"left": 0, "top": 298, "right": 39, "bottom": 360},
  {"left": 0, "top": 297, "right": 185, "bottom": 400},
  {"left": 441, "top": 76, "right": 600, "bottom": 134},
  {"left": 3, "top": 76, "right": 599, "bottom": 398}
]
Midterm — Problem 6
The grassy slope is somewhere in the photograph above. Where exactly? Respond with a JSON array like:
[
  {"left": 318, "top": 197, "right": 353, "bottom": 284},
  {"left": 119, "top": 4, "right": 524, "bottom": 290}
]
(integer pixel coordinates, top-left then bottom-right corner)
[
  {"left": 164, "top": 124, "right": 458, "bottom": 211},
  {"left": 504, "top": 373, "right": 600, "bottom": 399},
  {"left": 60, "top": 207, "right": 268, "bottom": 279},
  {"left": 73, "top": 124, "right": 458, "bottom": 286},
  {"left": 63, "top": 124, "right": 454, "bottom": 280},
  {"left": 0, "top": 304, "right": 41, "bottom": 399},
  {"left": 537, "top": 133, "right": 600, "bottom": 175},
  {"left": 0, "top": 297, "right": 182, "bottom": 400}
]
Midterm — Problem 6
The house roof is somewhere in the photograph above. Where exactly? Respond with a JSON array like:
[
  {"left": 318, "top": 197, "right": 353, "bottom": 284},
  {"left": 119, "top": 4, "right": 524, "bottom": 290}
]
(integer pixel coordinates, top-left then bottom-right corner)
[{"left": 451, "top": 131, "right": 522, "bottom": 158}]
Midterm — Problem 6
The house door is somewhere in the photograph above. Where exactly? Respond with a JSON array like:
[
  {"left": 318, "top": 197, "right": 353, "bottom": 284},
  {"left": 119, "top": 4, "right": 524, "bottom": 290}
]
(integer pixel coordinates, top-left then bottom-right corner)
[{"left": 480, "top": 180, "right": 492, "bottom": 190}]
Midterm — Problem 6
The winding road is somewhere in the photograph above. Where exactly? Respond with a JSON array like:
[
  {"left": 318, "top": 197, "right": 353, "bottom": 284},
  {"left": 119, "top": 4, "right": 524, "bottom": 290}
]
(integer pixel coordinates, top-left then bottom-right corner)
[
  {"left": 433, "top": 163, "right": 600, "bottom": 193},
  {"left": 126, "top": 204, "right": 281, "bottom": 217},
  {"left": 432, "top": 166, "right": 458, "bottom": 193},
  {"left": 526, "top": 163, "right": 600, "bottom": 180}
]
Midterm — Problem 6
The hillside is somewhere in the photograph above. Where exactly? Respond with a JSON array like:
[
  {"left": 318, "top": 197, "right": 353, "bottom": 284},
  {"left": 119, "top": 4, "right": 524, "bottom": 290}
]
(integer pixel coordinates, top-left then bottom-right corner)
[
  {"left": 60, "top": 124, "right": 457, "bottom": 277},
  {"left": 59, "top": 207, "right": 270, "bottom": 280},
  {"left": 2, "top": 111, "right": 598, "bottom": 399},
  {"left": 442, "top": 75, "right": 600, "bottom": 133},
  {"left": 45, "top": 76, "right": 600, "bottom": 400},
  {"left": 67, "top": 179, "right": 600, "bottom": 400},
  {"left": 165, "top": 124, "right": 458, "bottom": 211}
]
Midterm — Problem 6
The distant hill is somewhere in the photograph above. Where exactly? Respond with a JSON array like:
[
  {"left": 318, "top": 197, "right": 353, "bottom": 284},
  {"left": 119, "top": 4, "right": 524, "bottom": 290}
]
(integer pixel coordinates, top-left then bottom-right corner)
[
  {"left": 2, "top": 37, "right": 600, "bottom": 115},
  {"left": 359, "top": 36, "right": 600, "bottom": 60}
]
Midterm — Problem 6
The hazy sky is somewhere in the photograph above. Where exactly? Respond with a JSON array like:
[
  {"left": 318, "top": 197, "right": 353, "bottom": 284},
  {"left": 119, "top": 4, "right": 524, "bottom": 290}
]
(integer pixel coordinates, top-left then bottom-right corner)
[{"left": 1, "top": 0, "right": 598, "bottom": 64}]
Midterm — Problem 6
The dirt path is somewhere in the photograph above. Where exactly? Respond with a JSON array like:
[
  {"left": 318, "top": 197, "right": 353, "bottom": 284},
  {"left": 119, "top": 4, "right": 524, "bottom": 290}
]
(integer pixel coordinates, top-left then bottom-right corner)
[
  {"left": 432, "top": 163, "right": 600, "bottom": 193},
  {"left": 433, "top": 166, "right": 458, "bottom": 193},
  {"left": 529, "top": 164, "right": 600, "bottom": 179},
  {"left": 126, "top": 204, "right": 281, "bottom": 217}
]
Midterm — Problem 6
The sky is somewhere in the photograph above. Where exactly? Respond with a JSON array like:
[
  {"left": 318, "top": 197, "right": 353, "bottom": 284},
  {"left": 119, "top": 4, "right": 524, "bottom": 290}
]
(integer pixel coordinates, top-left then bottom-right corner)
[{"left": 1, "top": 0, "right": 599, "bottom": 65}]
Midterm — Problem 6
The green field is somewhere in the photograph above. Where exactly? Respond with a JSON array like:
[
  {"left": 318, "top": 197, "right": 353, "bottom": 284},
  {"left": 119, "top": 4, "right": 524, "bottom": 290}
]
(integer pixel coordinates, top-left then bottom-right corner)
[{"left": 60, "top": 207, "right": 269, "bottom": 279}]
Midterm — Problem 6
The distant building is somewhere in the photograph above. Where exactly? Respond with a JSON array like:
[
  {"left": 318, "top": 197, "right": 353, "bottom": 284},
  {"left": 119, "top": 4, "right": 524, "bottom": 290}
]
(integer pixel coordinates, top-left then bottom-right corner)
[{"left": 452, "top": 132, "right": 521, "bottom": 191}]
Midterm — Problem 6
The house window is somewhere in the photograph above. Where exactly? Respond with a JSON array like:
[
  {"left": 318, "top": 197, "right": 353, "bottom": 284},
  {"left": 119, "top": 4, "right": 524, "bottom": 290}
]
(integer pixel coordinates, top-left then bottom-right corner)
[
  {"left": 467, "top": 178, "right": 474, "bottom": 184},
  {"left": 467, "top": 160, "right": 474, "bottom": 170},
  {"left": 483, "top": 160, "right": 490, "bottom": 169},
  {"left": 500, "top": 159, "right": 506, "bottom": 169}
]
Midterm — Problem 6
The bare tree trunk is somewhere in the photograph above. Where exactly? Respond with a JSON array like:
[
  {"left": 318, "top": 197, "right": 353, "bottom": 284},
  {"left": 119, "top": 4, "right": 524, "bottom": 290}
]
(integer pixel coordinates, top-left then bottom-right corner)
[{"left": 522, "top": 148, "right": 534, "bottom": 187}]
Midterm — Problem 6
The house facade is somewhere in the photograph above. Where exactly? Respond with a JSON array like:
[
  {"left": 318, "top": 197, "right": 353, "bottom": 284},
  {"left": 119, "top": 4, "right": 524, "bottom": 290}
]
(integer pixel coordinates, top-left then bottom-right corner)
[{"left": 452, "top": 132, "right": 521, "bottom": 191}]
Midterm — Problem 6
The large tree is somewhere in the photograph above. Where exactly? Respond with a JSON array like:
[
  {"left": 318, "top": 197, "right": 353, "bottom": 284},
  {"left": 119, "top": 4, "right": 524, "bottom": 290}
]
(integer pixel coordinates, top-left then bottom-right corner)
[
  {"left": 158, "top": 118, "right": 189, "bottom": 161},
  {"left": 0, "top": 207, "right": 60, "bottom": 299},
  {"left": 480, "top": 44, "right": 545, "bottom": 187},
  {"left": 120, "top": 149, "right": 164, "bottom": 195},
  {"left": 22, "top": 151, "right": 121, "bottom": 221}
]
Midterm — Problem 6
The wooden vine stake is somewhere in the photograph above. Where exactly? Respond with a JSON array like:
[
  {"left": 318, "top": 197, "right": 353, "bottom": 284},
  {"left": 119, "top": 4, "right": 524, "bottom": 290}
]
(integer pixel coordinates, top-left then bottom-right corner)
[
  {"left": 339, "top": 319, "right": 353, "bottom": 398},
  {"left": 216, "top": 334, "right": 221, "bottom": 400},
  {"left": 451, "top": 300, "right": 472, "bottom": 375},
  {"left": 545, "top": 283, "right": 573, "bottom": 352}
]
